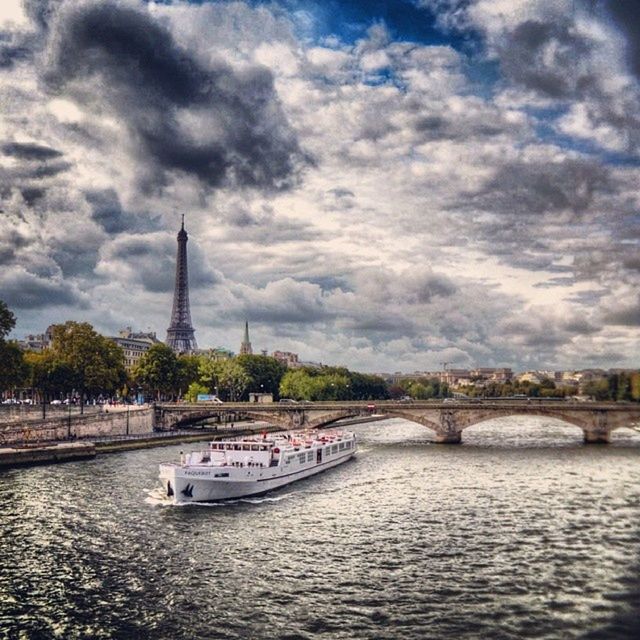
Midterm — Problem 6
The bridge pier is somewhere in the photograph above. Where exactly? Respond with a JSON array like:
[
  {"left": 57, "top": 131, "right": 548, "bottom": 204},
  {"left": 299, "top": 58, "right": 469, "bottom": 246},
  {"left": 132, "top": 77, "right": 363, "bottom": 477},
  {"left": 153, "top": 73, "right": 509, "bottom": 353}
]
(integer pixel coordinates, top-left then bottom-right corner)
[
  {"left": 583, "top": 430, "right": 610, "bottom": 444},
  {"left": 434, "top": 432, "right": 462, "bottom": 444}
]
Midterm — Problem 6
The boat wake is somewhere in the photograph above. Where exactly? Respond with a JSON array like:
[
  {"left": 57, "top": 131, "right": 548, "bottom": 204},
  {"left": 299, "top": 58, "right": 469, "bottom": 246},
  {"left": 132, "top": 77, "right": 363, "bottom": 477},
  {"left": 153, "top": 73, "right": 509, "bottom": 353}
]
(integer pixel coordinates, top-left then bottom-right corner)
[
  {"left": 144, "top": 486, "right": 297, "bottom": 507},
  {"left": 144, "top": 487, "right": 174, "bottom": 506}
]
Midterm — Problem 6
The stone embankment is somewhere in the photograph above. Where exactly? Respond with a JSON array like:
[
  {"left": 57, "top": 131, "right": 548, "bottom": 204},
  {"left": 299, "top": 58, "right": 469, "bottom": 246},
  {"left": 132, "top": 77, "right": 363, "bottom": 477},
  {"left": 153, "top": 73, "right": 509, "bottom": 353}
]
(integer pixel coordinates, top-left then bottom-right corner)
[
  {"left": 0, "top": 422, "right": 280, "bottom": 469},
  {"left": 0, "top": 405, "right": 154, "bottom": 447},
  {"left": 0, "top": 442, "right": 96, "bottom": 468}
]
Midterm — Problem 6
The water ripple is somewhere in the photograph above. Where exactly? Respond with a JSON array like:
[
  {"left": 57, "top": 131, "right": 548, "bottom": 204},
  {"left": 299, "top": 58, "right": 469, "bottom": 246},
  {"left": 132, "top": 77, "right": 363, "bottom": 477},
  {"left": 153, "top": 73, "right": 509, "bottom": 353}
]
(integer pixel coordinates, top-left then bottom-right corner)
[{"left": 1, "top": 418, "right": 639, "bottom": 639}]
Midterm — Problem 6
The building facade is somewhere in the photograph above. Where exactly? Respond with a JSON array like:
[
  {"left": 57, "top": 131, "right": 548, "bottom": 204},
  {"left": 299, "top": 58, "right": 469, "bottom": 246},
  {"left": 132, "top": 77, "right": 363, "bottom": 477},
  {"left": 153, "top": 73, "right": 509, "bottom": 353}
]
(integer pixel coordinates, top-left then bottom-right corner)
[{"left": 110, "top": 328, "right": 161, "bottom": 371}]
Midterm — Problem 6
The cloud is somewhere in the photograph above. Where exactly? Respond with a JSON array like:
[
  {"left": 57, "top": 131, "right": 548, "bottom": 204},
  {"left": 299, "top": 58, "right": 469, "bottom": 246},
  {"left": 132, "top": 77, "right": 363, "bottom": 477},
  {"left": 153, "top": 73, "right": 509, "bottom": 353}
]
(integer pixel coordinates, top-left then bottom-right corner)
[
  {"left": 0, "top": 0, "right": 637, "bottom": 370},
  {"left": 0, "top": 265, "right": 86, "bottom": 309},
  {"left": 468, "top": 158, "right": 610, "bottom": 217},
  {"left": 2, "top": 141, "right": 62, "bottom": 160},
  {"left": 41, "top": 0, "right": 309, "bottom": 193},
  {"left": 95, "top": 231, "right": 220, "bottom": 294}
]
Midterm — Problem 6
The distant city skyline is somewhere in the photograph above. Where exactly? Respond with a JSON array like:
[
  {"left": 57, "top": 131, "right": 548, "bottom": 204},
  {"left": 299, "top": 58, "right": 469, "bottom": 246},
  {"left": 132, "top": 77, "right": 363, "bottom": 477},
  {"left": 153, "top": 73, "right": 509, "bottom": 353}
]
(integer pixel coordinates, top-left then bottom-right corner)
[{"left": 1, "top": 0, "right": 639, "bottom": 373}]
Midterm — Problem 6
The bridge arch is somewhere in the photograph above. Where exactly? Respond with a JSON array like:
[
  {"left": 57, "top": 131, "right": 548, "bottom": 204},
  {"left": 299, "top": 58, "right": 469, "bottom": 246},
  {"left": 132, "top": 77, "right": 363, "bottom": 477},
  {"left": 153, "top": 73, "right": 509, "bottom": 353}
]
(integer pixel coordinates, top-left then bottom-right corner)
[
  {"left": 457, "top": 411, "right": 590, "bottom": 433},
  {"left": 375, "top": 410, "right": 441, "bottom": 433},
  {"left": 459, "top": 414, "right": 585, "bottom": 444}
]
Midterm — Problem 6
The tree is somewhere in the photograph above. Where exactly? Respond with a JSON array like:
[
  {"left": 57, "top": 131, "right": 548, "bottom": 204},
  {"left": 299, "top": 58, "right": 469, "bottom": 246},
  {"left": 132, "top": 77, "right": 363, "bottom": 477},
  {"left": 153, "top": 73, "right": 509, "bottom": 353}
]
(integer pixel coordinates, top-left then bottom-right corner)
[
  {"left": 631, "top": 372, "right": 640, "bottom": 402},
  {"left": 132, "top": 343, "right": 179, "bottom": 400},
  {"left": 216, "top": 359, "right": 250, "bottom": 401},
  {"left": 235, "top": 354, "right": 287, "bottom": 399},
  {"left": 176, "top": 354, "right": 201, "bottom": 397},
  {"left": 0, "top": 299, "right": 16, "bottom": 340},
  {"left": 0, "top": 341, "right": 28, "bottom": 394},
  {"left": 582, "top": 378, "right": 610, "bottom": 401},
  {"left": 185, "top": 381, "right": 209, "bottom": 403},
  {"left": 24, "top": 350, "right": 75, "bottom": 402},
  {"left": 279, "top": 368, "right": 315, "bottom": 400},
  {"left": 0, "top": 300, "right": 27, "bottom": 396},
  {"left": 49, "top": 322, "right": 126, "bottom": 405}
]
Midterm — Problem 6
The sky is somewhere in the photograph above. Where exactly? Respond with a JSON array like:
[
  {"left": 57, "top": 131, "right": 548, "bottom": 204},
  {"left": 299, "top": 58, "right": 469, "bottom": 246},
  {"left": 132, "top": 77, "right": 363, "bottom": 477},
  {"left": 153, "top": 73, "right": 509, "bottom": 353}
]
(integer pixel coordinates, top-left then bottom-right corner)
[{"left": 0, "top": 0, "right": 639, "bottom": 373}]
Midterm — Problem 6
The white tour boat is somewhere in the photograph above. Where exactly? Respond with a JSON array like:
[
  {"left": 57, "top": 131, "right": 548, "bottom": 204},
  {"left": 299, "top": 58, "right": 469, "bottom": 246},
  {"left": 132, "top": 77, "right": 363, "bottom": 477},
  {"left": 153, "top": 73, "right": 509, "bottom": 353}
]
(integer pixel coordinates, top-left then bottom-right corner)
[{"left": 158, "top": 429, "right": 357, "bottom": 503}]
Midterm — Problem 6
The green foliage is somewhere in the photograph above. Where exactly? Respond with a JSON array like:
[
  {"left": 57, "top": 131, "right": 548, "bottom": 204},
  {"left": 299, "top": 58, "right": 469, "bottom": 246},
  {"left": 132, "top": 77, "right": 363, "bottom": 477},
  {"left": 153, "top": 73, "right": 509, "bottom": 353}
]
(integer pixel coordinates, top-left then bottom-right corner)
[
  {"left": 235, "top": 354, "right": 287, "bottom": 399},
  {"left": 0, "top": 299, "right": 16, "bottom": 340},
  {"left": 631, "top": 373, "right": 640, "bottom": 401},
  {"left": 279, "top": 366, "right": 389, "bottom": 401},
  {"left": 48, "top": 322, "right": 126, "bottom": 398},
  {"left": 580, "top": 371, "right": 640, "bottom": 402},
  {"left": 185, "top": 381, "right": 209, "bottom": 402},
  {"left": 397, "top": 377, "right": 447, "bottom": 399},
  {"left": 132, "top": 343, "right": 179, "bottom": 399},
  {"left": 198, "top": 356, "right": 250, "bottom": 401},
  {"left": 24, "top": 351, "right": 75, "bottom": 399},
  {"left": 582, "top": 378, "right": 610, "bottom": 401},
  {"left": 177, "top": 354, "right": 201, "bottom": 393},
  {"left": 0, "top": 341, "right": 28, "bottom": 392},
  {"left": 0, "top": 300, "right": 26, "bottom": 393}
]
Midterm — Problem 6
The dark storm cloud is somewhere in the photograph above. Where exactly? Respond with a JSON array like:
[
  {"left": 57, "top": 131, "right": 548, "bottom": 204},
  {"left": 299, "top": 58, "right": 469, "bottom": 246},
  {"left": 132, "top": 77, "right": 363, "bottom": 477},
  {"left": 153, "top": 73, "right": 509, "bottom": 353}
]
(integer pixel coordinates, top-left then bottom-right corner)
[
  {"left": 0, "top": 158, "right": 72, "bottom": 201},
  {"left": 2, "top": 142, "right": 62, "bottom": 160},
  {"left": 606, "top": 0, "right": 640, "bottom": 80},
  {"left": 42, "top": 0, "right": 308, "bottom": 192},
  {"left": 103, "top": 233, "right": 219, "bottom": 294},
  {"left": 533, "top": 277, "right": 576, "bottom": 289},
  {"left": 0, "top": 268, "right": 84, "bottom": 309},
  {"left": 23, "top": 0, "right": 64, "bottom": 31},
  {"left": 499, "top": 308, "right": 603, "bottom": 353},
  {"left": 604, "top": 307, "right": 640, "bottom": 326},
  {"left": 0, "top": 228, "right": 33, "bottom": 266},
  {"left": 0, "top": 32, "right": 33, "bottom": 68},
  {"left": 499, "top": 20, "right": 595, "bottom": 99},
  {"left": 468, "top": 158, "right": 609, "bottom": 217},
  {"left": 86, "top": 189, "right": 161, "bottom": 234}
]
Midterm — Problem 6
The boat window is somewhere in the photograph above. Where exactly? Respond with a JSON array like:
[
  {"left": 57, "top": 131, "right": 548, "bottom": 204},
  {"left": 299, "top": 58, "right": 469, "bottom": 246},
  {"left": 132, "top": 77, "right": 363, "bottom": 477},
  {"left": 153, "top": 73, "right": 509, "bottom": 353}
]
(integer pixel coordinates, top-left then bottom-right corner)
[
  {"left": 225, "top": 444, "right": 233, "bottom": 450},
  {"left": 346, "top": 441, "right": 351, "bottom": 449},
  {"left": 214, "top": 472, "right": 229, "bottom": 478},
  {"left": 298, "top": 453, "right": 306, "bottom": 464},
  {"left": 332, "top": 445, "right": 338, "bottom": 453},
  {"left": 234, "top": 444, "right": 241, "bottom": 450},
  {"left": 307, "top": 451, "right": 314, "bottom": 462},
  {"left": 251, "top": 445, "right": 259, "bottom": 451},
  {"left": 242, "top": 444, "right": 249, "bottom": 451},
  {"left": 339, "top": 442, "right": 345, "bottom": 450}
]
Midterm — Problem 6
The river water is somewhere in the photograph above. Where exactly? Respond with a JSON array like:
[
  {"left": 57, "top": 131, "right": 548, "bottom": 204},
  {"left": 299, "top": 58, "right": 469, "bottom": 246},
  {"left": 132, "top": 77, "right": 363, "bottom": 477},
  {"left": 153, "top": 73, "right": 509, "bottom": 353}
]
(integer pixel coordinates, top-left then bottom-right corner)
[{"left": 1, "top": 417, "right": 640, "bottom": 640}]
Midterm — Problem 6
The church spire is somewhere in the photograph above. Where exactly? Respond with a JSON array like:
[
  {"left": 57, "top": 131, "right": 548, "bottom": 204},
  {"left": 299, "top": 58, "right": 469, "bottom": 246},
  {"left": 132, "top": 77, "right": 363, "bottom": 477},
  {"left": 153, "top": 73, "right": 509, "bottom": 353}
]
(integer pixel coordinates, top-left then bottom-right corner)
[{"left": 240, "top": 320, "right": 252, "bottom": 355}]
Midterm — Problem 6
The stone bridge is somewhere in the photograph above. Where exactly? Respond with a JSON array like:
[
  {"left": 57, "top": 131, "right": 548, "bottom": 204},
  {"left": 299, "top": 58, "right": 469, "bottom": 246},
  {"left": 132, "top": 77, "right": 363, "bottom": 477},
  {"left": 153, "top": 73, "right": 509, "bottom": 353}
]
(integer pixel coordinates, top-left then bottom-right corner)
[{"left": 155, "top": 401, "right": 640, "bottom": 444}]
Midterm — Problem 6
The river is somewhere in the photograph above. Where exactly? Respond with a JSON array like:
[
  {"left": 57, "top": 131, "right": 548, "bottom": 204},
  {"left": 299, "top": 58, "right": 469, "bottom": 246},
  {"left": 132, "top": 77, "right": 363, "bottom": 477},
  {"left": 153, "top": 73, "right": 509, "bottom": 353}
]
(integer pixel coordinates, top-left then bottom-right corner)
[{"left": 1, "top": 417, "right": 639, "bottom": 640}]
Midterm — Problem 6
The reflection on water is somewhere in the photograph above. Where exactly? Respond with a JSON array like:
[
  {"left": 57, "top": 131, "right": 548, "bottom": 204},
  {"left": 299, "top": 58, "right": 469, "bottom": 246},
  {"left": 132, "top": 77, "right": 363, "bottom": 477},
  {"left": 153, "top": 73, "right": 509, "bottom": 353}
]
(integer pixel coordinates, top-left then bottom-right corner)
[{"left": 1, "top": 418, "right": 639, "bottom": 639}]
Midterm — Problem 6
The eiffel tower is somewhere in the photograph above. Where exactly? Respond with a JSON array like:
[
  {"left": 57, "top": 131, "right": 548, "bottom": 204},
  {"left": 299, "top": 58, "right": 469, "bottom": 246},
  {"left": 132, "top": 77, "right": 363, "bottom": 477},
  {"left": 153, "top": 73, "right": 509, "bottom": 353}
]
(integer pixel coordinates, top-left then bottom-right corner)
[{"left": 166, "top": 216, "right": 197, "bottom": 353}]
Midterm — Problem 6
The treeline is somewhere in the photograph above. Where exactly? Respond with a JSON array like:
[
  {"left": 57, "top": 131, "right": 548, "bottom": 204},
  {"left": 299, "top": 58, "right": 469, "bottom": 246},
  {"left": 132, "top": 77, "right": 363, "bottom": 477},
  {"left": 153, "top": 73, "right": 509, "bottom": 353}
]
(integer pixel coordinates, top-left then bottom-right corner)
[
  {"left": 279, "top": 366, "right": 388, "bottom": 401},
  {"left": 388, "top": 376, "right": 449, "bottom": 400},
  {"left": 581, "top": 372, "right": 640, "bottom": 402},
  {"left": 2, "top": 301, "right": 640, "bottom": 404}
]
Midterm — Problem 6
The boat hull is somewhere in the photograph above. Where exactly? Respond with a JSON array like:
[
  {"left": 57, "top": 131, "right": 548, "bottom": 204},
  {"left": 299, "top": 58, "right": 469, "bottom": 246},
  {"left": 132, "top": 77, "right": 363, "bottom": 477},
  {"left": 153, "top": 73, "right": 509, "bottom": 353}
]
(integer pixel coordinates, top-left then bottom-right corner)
[{"left": 160, "top": 450, "right": 354, "bottom": 503}]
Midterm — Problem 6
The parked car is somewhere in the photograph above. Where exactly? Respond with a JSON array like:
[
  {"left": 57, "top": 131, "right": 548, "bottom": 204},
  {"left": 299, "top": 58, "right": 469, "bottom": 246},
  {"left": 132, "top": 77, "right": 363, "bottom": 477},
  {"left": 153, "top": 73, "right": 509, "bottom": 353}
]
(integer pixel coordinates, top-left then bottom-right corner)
[
  {"left": 50, "top": 399, "right": 63, "bottom": 405},
  {"left": 279, "top": 398, "right": 298, "bottom": 404}
]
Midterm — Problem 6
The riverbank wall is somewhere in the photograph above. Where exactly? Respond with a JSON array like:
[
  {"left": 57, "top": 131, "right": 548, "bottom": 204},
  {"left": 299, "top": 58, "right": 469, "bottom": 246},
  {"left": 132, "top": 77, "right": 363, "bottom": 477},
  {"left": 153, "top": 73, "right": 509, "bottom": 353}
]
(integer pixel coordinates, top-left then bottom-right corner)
[
  {"left": 0, "top": 406, "right": 154, "bottom": 447},
  {"left": 0, "top": 442, "right": 96, "bottom": 468}
]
